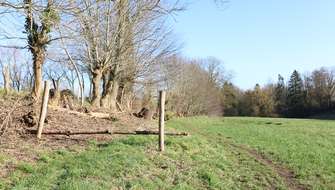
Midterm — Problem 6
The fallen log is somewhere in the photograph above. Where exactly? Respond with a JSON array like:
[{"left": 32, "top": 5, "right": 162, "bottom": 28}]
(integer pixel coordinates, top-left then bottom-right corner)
[
  {"left": 29, "top": 129, "right": 112, "bottom": 136},
  {"left": 51, "top": 107, "right": 113, "bottom": 119},
  {"left": 120, "top": 130, "right": 189, "bottom": 136},
  {"left": 27, "top": 129, "right": 189, "bottom": 136}
]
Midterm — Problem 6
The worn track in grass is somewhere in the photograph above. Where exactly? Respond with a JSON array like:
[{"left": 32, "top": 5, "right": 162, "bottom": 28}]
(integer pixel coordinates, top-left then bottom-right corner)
[{"left": 224, "top": 137, "right": 309, "bottom": 190}]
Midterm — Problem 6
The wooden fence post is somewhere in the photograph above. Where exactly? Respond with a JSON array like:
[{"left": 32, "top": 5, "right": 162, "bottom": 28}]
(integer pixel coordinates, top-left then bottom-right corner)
[
  {"left": 158, "top": 90, "right": 166, "bottom": 152},
  {"left": 37, "top": 81, "right": 50, "bottom": 139}
]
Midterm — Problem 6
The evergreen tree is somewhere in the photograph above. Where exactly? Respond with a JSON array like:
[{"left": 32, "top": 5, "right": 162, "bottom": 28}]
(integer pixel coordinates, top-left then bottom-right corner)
[
  {"left": 287, "top": 70, "right": 305, "bottom": 117},
  {"left": 274, "top": 74, "right": 287, "bottom": 115}
]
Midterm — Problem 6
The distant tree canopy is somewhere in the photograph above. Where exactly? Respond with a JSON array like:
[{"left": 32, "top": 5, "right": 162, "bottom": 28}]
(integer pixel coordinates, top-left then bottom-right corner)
[
  {"left": 163, "top": 56, "right": 226, "bottom": 116},
  {"left": 222, "top": 68, "right": 335, "bottom": 118}
]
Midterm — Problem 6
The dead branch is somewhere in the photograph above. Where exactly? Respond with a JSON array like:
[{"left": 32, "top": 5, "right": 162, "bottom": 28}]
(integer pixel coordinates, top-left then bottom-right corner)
[
  {"left": 0, "top": 98, "right": 22, "bottom": 136},
  {"left": 52, "top": 107, "right": 124, "bottom": 119}
]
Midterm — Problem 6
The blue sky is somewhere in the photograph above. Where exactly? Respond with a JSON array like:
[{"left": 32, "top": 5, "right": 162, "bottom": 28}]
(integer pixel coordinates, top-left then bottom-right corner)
[{"left": 173, "top": 0, "right": 335, "bottom": 89}]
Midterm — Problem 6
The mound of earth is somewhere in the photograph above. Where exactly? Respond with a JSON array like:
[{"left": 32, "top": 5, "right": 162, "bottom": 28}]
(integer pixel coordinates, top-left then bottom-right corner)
[{"left": 0, "top": 95, "right": 158, "bottom": 172}]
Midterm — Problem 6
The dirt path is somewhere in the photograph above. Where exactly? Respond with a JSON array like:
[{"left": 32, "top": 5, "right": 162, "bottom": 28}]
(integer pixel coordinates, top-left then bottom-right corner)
[{"left": 225, "top": 139, "right": 309, "bottom": 190}]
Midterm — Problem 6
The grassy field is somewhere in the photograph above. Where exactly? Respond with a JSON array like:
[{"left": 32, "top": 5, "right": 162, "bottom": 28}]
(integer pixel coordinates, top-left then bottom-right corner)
[{"left": 1, "top": 117, "right": 335, "bottom": 189}]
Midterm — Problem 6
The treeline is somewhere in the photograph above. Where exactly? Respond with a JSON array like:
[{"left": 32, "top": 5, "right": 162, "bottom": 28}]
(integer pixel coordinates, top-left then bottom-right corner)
[
  {"left": 223, "top": 68, "right": 335, "bottom": 118},
  {"left": 0, "top": 1, "right": 333, "bottom": 119},
  {"left": 161, "top": 58, "right": 335, "bottom": 118}
]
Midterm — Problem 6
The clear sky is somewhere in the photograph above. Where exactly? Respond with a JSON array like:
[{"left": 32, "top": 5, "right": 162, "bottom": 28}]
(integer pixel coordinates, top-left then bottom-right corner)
[{"left": 173, "top": 0, "right": 335, "bottom": 89}]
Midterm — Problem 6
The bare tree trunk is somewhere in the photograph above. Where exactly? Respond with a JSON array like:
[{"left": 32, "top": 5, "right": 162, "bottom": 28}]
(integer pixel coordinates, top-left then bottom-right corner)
[
  {"left": 89, "top": 75, "right": 93, "bottom": 101},
  {"left": 102, "top": 70, "right": 109, "bottom": 91},
  {"left": 81, "top": 72, "right": 85, "bottom": 104},
  {"left": 91, "top": 70, "right": 102, "bottom": 107},
  {"left": 49, "top": 79, "right": 61, "bottom": 106},
  {"left": 100, "top": 0, "right": 125, "bottom": 110},
  {"left": 110, "top": 80, "right": 119, "bottom": 111},
  {"left": 124, "top": 83, "right": 135, "bottom": 111},
  {"left": 2, "top": 65, "right": 11, "bottom": 94},
  {"left": 101, "top": 71, "right": 111, "bottom": 108},
  {"left": 100, "top": 94, "right": 110, "bottom": 108},
  {"left": 117, "top": 82, "right": 124, "bottom": 104},
  {"left": 32, "top": 54, "right": 45, "bottom": 100},
  {"left": 101, "top": 78, "right": 119, "bottom": 110}
]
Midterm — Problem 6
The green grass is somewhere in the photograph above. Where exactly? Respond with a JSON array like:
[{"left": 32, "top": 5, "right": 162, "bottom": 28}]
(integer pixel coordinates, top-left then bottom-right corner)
[
  {"left": 1, "top": 117, "right": 335, "bottom": 189},
  {"left": 170, "top": 117, "right": 335, "bottom": 189}
]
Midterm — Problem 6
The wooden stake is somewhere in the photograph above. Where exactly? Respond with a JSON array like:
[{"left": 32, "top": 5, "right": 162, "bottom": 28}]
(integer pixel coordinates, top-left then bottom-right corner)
[
  {"left": 37, "top": 81, "right": 50, "bottom": 139},
  {"left": 158, "top": 90, "right": 166, "bottom": 152}
]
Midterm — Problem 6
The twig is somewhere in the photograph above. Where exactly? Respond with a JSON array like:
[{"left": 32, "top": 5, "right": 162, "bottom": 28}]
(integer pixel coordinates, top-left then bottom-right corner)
[{"left": 0, "top": 98, "right": 22, "bottom": 136}]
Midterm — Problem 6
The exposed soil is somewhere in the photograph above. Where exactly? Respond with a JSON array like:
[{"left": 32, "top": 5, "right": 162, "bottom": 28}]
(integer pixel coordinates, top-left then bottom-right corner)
[{"left": 225, "top": 139, "right": 310, "bottom": 190}]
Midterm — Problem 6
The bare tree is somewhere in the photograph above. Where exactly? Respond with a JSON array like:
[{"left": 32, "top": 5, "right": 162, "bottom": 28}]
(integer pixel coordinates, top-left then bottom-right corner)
[
  {"left": 24, "top": 0, "right": 60, "bottom": 100},
  {"left": 108, "top": 0, "right": 182, "bottom": 110},
  {"left": 0, "top": 0, "right": 72, "bottom": 101},
  {"left": 162, "top": 56, "right": 225, "bottom": 116},
  {"left": 1, "top": 62, "right": 11, "bottom": 94},
  {"left": 59, "top": 0, "right": 181, "bottom": 110},
  {"left": 60, "top": 0, "right": 118, "bottom": 107},
  {"left": 11, "top": 59, "right": 23, "bottom": 92}
]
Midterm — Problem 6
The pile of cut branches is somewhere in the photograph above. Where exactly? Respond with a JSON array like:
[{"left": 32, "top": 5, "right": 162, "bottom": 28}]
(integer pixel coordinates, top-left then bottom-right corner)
[{"left": 0, "top": 97, "right": 29, "bottom": 137}]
